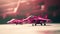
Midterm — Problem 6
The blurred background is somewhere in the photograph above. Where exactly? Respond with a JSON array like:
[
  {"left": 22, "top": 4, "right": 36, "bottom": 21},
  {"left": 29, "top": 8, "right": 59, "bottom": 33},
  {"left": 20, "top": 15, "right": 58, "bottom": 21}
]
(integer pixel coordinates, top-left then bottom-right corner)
[{"left": 0, "top": 0, "right": 60, "bottom": 24}]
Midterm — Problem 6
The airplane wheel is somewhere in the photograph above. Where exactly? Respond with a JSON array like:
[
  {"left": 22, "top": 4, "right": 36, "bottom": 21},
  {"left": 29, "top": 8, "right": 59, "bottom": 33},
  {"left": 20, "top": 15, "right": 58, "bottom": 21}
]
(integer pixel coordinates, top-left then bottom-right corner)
[
  {"left": 40, "top": 23, "right": 42, "bottom": 26},
  {"left": 44, "top": 23, "right": 46, "bottom": 26},
  {"left": 35, "top": 23, "right": 37, "bottom": 26}
]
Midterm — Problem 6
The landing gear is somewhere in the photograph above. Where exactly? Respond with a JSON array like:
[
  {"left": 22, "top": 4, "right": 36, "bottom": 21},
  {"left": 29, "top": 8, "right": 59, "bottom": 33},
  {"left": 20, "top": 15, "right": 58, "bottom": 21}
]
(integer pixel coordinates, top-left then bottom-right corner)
[
  {"left": 32, "top": 19, "right": 47, "bottom": 26},
  {"left": 40, "top": 23, "right": 43, "bottom": 26},
  {"left": 32, "top": 23, "right": 35, "bottom": 26},
  {"left": 32, "top": 23, "right": 43, "bottom": 26},
  {"left": 35, "top": 23, "right": 37, "bottom": 26},
  {"left": 32, "top": 22, "right": 46, "bottom": 26},
  {"left": 44, "top": 23, "right": 46, "bottom": 26},
  {"left": 32, "top": 23, "right": 36, "bottom": 26}
]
